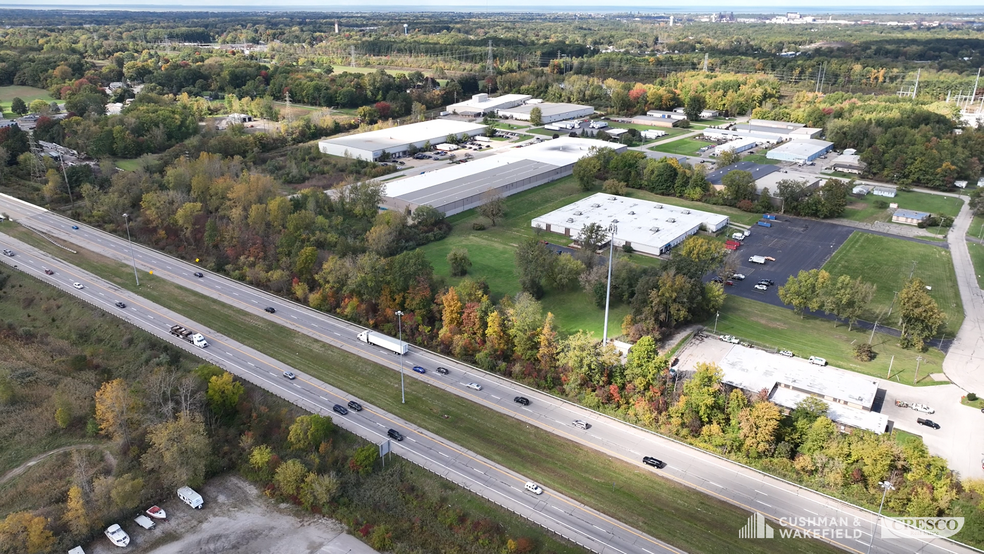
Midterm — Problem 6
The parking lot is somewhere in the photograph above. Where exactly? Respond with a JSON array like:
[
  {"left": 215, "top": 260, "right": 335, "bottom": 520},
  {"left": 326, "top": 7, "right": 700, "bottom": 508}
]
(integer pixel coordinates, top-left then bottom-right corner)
[{"left": 722, "top": 217, "right": 855, "bottom": 308}]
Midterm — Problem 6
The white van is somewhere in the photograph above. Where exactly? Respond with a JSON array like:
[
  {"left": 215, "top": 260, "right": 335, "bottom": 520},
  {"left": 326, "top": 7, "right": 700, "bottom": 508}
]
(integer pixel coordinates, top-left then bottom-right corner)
[
  {"left": 808, "top": 356, "right": 827, "bottom": 366},
  {"left": 177, "top": 486, "right": 203, "bottom": 509},
  {"left": 524, "top": 481, "right": 544, "bottom": 495}
]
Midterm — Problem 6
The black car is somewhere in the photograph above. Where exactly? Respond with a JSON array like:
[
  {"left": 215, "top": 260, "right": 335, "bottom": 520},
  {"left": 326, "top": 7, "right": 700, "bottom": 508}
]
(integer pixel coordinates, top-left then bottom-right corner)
[
  {"left": 643, "top": 456, "right": 667, "bottom": 469},
  {"left": 917, "top": 418, "right": 940, "bottom": 429},
  {"left": 193, "top": 272, "right": 204, "bottom": 278},
  {"left": 710, "top": 276, "right": 724, "bottom": 283},
  {"left": 387, "top": 429, "right": 404, "bottom": 441},
  {"left": 332, "top": 404, "right": 349, "bottom": 416},
  {"left": 264, "top": 307, "right": 276, "bottom": 313},
  {"left": 347, "top": 400, "right": 363, "bottom": 411},
  {"left": 514, "top": 396, "right": 531, "bottom": 406},
  {"left": 436, "top": 366, "right": 450, "bottom": 375},
  {"left": 115, "top": 301, "right": 126, "bottom": 309},
  {"left": 758, "top": 279, "right": 775, "bottom": 286}
]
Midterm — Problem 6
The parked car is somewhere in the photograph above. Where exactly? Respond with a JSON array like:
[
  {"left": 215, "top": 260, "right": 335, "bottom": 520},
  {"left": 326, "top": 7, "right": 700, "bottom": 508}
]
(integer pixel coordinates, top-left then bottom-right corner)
[
  {"left": 711, "top": 276, "right": 724, "bottom": 283},
  {"left": 115, "top": 301, "right": 126, "bottom": 309},
  {"left": 73, "top": 282, "right": 84, "bottom": 289},
  {"left": 411, "top": 365, "right": 426, "bottom": 374},
  {"left": 193, "top": 272, "right": 204, "bottom": 278},
  {"left": 283, "top": 371, "right": 296, "bottom": 380},
  {"left": 724, "top": 280, "right": 734, "bottom": 286},
  {"left": 332, "top": 404, "right": 349, "bottom": 416},
  {"left": 731, "top": 273, "right": 745, "bottom": 280},
  {"left": 917, "top": 418, "right": 940, "bottom": 429},
  {"left": 347, "top": 400, "right": 363, "bottom": 411},
  {"left": 754, "top": 284, "right": 768, "bottom": 291},
  {"left": 758, "top": 279, "right": 775, "bottom": 286},
  {"left": 720, "top": 335, "right": 740, "bottom": 344},
  {"left": 911, "top": 403, "right": 935, "bottom": 414},
  {"left": 778, "top": 350, "right": 793, "bottom": 357},
  {"left": 466, "top": 382, "right": 482, "bottom": 391},
  {"left": 387, "top": 429, "right": 404, "bottom": 441},
  {"left": 642, "top": 456, "right": 667, "bottom": 469},
  {"left": 808, "top": 356, "right": 827, "bottom": 366},
  {"left": 436, "top": 366, "right": 449, "bottom": 375},
  {"left": 514, "top": 396, "right": 530, "bottom": 406},
  {"left": 264, "top": 307, "right": 276, "bottom": 313},
  {"left": 573, "top": 419, "right": 590, "bottom": 430}
]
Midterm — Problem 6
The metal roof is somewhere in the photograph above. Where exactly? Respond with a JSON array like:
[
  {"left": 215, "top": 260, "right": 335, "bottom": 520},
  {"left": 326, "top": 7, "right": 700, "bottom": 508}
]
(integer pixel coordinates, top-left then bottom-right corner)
[{"left": 706, "top": 161, "right": 780, "bottom": 184}]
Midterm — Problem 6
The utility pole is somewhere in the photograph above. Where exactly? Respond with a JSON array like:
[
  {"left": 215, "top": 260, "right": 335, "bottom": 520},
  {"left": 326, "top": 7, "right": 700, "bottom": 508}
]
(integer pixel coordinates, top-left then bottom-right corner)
[
  {"left": 395, "top": 311, "right": 405, "bottom": 403},
  {"left": 350, "top": 45, "right": 356, "bottom": 67},
  {"left": 122, "top": 213, "right": 139, "bottom": 286},
  {"left": 914, "top": 356, "right": 923, "bottom": 384},
  {"left": 601, "top": 220, "right": 618, "bottom": 344},
  {"left": 865, "top": 481, "right": 895, "bottom": 554},
  {"left": 912, "top": 68, "right": 921, "bottom": 99},
  {"left": 714, "top": 311, "right": 720, "bottom": 333},
  {"left": 702, "top": 52, "right": 709, "bottom": 73},
  {"left": 486, "top": 40, "right": 494, "bottom": 77}
]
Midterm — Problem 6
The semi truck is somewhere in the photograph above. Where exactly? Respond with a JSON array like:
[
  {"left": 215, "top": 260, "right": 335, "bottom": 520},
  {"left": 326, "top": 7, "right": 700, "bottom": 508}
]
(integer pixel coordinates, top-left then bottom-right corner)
[
  {"left": 169, "top": 325, "right": 209, "bottom": 348},
  {"left": 748, "top": 255, "right": 767, "bottom": 264},
  {"left": 357, "top": 330, "right": 409, "bottom": 355}
]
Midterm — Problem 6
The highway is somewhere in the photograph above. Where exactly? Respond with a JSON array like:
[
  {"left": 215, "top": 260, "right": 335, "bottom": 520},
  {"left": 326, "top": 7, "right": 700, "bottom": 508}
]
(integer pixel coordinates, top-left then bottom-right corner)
[{"left": 0, "top": 194, "right": 977, "bottom": 554}]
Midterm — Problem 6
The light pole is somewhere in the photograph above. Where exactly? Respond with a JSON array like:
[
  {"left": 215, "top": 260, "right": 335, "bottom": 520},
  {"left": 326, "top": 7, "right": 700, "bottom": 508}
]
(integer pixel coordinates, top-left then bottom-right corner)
[
  {"left": 914, "top": 355, "right": 923, "bottom": 384},
  {"left": 601, "top": 220, "right": 618, "bottom": 344},
  {"left": 395, "top": 310, "right": 405, "bottom": 403},
  {"left": 714, "top": 311, "right": 720, "bottom": 334},
  {"left": 865, "top": 480, "right": 895, "bottom": 554},
  {"left": 122, "top": 213, "right": 139, "bottom": 286}
]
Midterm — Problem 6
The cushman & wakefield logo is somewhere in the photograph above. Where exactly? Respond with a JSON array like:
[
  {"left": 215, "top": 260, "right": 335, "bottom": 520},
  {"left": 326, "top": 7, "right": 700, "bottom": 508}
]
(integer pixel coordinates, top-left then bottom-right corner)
[{"left": 738, "top": 513, "right": 964, "bottom": 540}]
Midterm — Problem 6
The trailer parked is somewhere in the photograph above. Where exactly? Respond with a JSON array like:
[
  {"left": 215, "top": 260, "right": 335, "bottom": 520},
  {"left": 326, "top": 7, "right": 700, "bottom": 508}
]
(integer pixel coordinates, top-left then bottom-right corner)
[
  {"left": 756, "top": 220, "right": 773, "bottom": 228},
  {"left": 748, "top": 255, "right": 767, "bottom": 264}
]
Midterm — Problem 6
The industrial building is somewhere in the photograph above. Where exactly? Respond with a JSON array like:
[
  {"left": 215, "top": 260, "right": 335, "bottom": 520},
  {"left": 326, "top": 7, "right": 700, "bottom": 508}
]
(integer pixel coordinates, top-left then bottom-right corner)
[
  {"left": 711, "top": 137, "right": 758, "bottom": 157},
  {"left": 647, "top": 110, "right": 689, "bottom": 121},
  {"left": 617, "top": 115, "right": 679, "bottom": 128},
  {"left": 829, "top": 153, "right": 866, "bottom": 174},
  {"left": 719, "top": 346, "right": 888, "bottom": 434},
  {"left": 381, "top": 138, "right": 622, "bottom": 216},
  {"left": 496, "top": 102, "right": 594, "bottom": 124},
  {"left": 872, "top": 186, "right": 896, "bottom": 198},
  {"left": 531, "top": 193, "right": 729, "bottom": 256},
  {"left": 892, "top": 209, "right": 931, "bottom": 226},
  {"left": 706, "top": 161, "right": 780, "bottom": 186},
  {"left": 753, "top": 173, "right": 821, "bottom": 196},
  {"left": 318, "top": 120, "right": 487, "bottom": 161},
  {"left": 765, "top": 139, "right": 834, "bottom": 163},
  {"left": 445, "top": 93, "right": 531, "bottom": 116}
]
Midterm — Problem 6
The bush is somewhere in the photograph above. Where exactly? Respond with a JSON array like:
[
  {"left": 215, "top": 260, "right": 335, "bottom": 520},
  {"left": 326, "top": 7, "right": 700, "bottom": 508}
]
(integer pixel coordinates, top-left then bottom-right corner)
[
  {"left": 736, "top": 199, "right": 756, "bottom": 212},
  {"left": 622, "top": 243, "right": 634, "bottom": 254},
  {"left": 968, "top": 392, "right": 978, "bottom": 402},
  {"left": 873, "top": 200, "right": 889, "bottom": 209},
  {"left": 472, "top": 222, "right": 486, "bottom": 231},
  {"left": 854, "top": 342, "right": 875, "bottom": 362}
]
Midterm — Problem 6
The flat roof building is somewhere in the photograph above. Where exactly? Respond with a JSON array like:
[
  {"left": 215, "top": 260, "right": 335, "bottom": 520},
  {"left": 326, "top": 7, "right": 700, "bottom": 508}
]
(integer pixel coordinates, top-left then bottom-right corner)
[
  {"left": 702, "top": 127, "right": 785, "bottom": 145},
  {"left": 753, "top": 173, "right": 821, "bottom": 196},
  {"left": 892, "top": 209, "right": 931, "bottom": 225},
  {"left": 766, "top": 139, "right": 834, "bottom": 163},
  {"left": 647, "top": 110, "right": 689, "bottom": 120},
  {"left": 382, "top": 138, "right": 622, "bottom": 216},
  {"left": 446, "top": 93, "right": 531, "bottom": 116},
  {"left": 711, "top": 137, "right": 758, "bottom": 157},
  {"left": 318, "top": 120, "right": 487, "bottom": 161},
  {"left": 830, "top": 153, "right": 866, "bottom": 174},
  {"left": 706, "top": 161, "right": 780, "bottom": 185},
  {"left": 531, "top": 193, "right": 729, "bottom": 257},
  {"left": 496, "top": 102, "right": 594, "bottom": 124}
]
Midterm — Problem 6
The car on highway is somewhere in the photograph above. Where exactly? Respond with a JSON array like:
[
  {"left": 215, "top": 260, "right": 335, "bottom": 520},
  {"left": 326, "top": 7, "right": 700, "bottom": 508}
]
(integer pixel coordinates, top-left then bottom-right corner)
[
  {"left": 642, "top": 456, "right": 667, "bottom": 469},
  {"left": 115, "top": 301, "right": 126, "bottom": 309},
  {"left": 332, "top": 404, "right": 349, "bottom": 416},
  {"left": 264, "top": 307, "right": 276, "bottom": 313},
  {"left": 778, "top": 350, "right": 793, "bottom": 357},
  {"left": 917, "top": 418, "right": 940, "bottom": 429},
  {"left": 436, "top": 366, "right": 449, "bottom": 375},
  {"left": 911, "top": 403, "right": 935, "bottom": 414},
  {"left": 753, "top": 284, "right": 768, "bottom": 291},
  {"left": 43, "top": 268, "right": 54, "bottom": 275},
  {"left": 573, "top": 419, "right": 590, "bottom": 430},
  {"left": 73, "top": 282, "right": 84, "bottom": 289},
  {"left": 412, "top": 365, "right": 426, "bottom": 374},
  {"left": 514, "top": 396, "right": 530, "bottom": 406},
  {"left": 193, "top": 272, "right": 204, "bottom": 278},
  {"left": 104, "top": 524, "right": 130, "bottom": 547},
  {"left": 1, "top": 249, "right": 12, "bottom": 256},
  {"left": 808, "top": 356, "right": 827, "bottom": 366},
  {"left": 71, "top": 225, "right": 79, "bottom": 230},
  {"left": 347, "top": 400, "right": 363, "bottom": 411},
  {"left": 283, "top": 371, "right": 296, "bottom": 380},
  {"left": 387, "top": 429, "right": 404, "bottom": 441},
  {"left": 524, "top": 481, "right": 544, "bottom": 495},
  {"left": 465, "top": 382, "right": 482, "bottom": 391}
]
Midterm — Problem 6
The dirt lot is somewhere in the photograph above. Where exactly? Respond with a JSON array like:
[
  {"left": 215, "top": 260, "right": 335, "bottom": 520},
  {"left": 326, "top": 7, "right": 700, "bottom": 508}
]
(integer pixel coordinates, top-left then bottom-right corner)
[{"left": 83, "top": 475, "right": 378, "bottom": 554}]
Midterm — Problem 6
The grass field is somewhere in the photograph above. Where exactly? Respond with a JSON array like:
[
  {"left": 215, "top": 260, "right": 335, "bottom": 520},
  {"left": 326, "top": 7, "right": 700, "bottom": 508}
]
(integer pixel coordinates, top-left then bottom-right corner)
[
  {"left": 841, "top": 191, "right": 964, "bottom": 224},
  {"left": 494, "top": 122, "right": 530, "bottom": 130},
  {"left": 114, "top": 158, "right": 143, "bottom": 171},
  {"left": 711, "top": 295, "right": 948, "bottom": 385},
  {"left": 822, "top": 232, "right": 964, "bottom": 332},
  {"left": 968, "top": 216, "right": 984, "bottom": 240},
  {"left": 968, "top": 241, "right": 984, "bottom": 289},
  {"left": 0, "top": 85, "right": 55, "bottom": 114},
  {"left": 2, "top": 224, "right": 842, "bottom": 554},
  {"left": 649, "top": 137, "right": 709, "bottom": 156}
]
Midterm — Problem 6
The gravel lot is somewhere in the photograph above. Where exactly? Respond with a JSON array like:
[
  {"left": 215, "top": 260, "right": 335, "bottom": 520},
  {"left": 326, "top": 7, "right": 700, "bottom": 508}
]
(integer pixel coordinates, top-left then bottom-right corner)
[{"left": 83, "top": 475, "right": 378, "bottom": 554}]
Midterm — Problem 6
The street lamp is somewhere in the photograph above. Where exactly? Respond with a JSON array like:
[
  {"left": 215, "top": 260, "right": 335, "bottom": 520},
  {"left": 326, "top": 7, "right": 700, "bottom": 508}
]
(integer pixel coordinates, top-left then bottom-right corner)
[
  {"left": 122, "top": 213, "right": 139, "bottom": 286},
  {"left": 395, "top": 310, "right": 405, "bottom": 403},
  {"left": 601, "top": 220, "right": 618, "bottom": 344},
  {"left": 714, "top": 311, "right": 720, "bottom": 334},
  {"left": 865, "top": 480, "right": 895, "bottom": 554}
]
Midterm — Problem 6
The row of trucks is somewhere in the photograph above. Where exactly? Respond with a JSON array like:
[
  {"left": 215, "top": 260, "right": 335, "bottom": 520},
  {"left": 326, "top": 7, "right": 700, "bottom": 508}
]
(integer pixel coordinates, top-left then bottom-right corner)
[{"left": 169, "top": 325, "right": 209, "bottom": 348}]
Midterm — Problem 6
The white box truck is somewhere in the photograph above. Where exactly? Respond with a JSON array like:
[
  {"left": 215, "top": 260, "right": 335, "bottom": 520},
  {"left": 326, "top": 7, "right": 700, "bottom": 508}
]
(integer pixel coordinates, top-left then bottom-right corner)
[
  {"left": 357, "top": 330, "right": 408, "bottom": 355},
  {"left": 748, "top": 256, "right": 767, "bottom": 264},
  {"left": 177, "top": 486, "right": 203, "bottom": 509}
]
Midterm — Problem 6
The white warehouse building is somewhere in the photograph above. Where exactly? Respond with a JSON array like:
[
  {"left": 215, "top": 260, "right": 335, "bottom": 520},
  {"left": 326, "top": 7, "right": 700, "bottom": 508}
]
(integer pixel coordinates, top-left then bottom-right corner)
[
  {"left": 712, "top": 137, "right": 759, "bottom": 157},
  {"left": 446, "top": 93, "right": 531, "bottom": 116},
  {"left": 531, "top": 193, "right": 729, "bottom": 256},
  {"left": 318, "top": 120, "right": 487, "bottom": 161},
  {"left": 766, "top": 138, "right": 834, "bottom": 163},
  {"left": 495, "top": 102, "right": 594, "bottom": 124}
]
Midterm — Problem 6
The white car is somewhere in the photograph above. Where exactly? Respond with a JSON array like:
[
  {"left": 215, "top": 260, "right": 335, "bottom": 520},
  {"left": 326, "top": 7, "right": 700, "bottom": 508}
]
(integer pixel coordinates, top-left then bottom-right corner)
[
  {"left": 1, "top": 249, "right": 12, "bottom": 256},
  {"left": 573, "top": 419, "right": 590, "bottom": 429},
  {"left": 73, "top": 282, "right": 84, "bottom": 290},
  {"left": 732, "top": 273, "right": 745, "bottom": 280},
  {"left": 778, "top": 350, "right": 793, "bottom": 357},
  {"left": 808, "top": 356, "right": 827, "bottom": 366},
  {"left": 105, "top": 524, "right": 130, "bottom": 547},
  {"left": 465, "top": 382, "right": 482, "bottom": 391},
  {"left": 911, "top": 403, "right": 935, "bottom": 414},
  {"left": 753, "top": 284, "right": 768, "bottom": 291},
  {"left": 720, "top": 335, "right": 739, "bottom": 344}
]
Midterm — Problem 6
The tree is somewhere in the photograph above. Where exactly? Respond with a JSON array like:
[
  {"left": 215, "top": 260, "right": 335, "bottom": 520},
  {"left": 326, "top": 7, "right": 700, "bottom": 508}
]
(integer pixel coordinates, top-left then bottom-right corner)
[
  {"left": 602, "top": 178, "right": 626, "bottom": 195},
  {"left": 715, "top": 148, "right": 742, "bottom": 168},
  {"left": 478, "top": 190, "right": 505, "bottom": 226},
  {"left": 274, "top": 459, "right": 309, "bottom": 497},
  {"left": 646, "top": 270, "right": 693, "bottom": 328},
  {"left": 109, "top": 473, "right": 144, "bottom": 511},
  {"left": 738, "top": 401, "right": 782, "bottom": 456},
  {"left": 300, "top": 472, "right": 339, "bottom": 509},
  {"left": 349, "top": 444, "right": 379, "bottom": 475},
  {"left": 508, "top": 293, "right": 545, "bottom": 362},
  {"left": 62, "top": 485, "right": 90, "bottom": 536},
  {"left": 10, "top": 97, "right": 27, "bottom": 116},
  {"left": 669, "top": 362, "right": 724, "bottom": 429},
  {"left": 778, "top": 269, "right": 831, "bottom": 317},
  {"left": 537, "top": 312, "right": 559, "bottom": 372},
  {"left": 529, "top": 107, "right": 543, "bottom": 126},
  {"left": 94, "top": 379, "right": 139, "bottom": 447},
  {"left": 721, "top": 170, "right": 756, "bottom": 203},
  {"left": 684, "top": 93, "right": 706, "bottom": 121},
  {"left": 572, "top": 155, "right": 602, "bottom": 191},
  {"left": 624, "top": 335, "right": 668, "bottom": 392},
  {"left": 0, "top": 511, "right": 54, "bottom": 554},
  {"left": 142, "top": 412, "right": 211, "bottom": 490},
  {"left": 27, "top": 99, "right": 48, "bottom": 114},
  {"left": 548, "top": 253, "right": 585, "bottom": 290},
  {"left": 287, "top": 414, "right": 335, "bottom": 451},
  {"left": 515, "top": 235, "right": 554, "bottom": 298},
  {"left": 206, "top": 372, "right": 244, "bottom": 419},
  {"left": 898, "top": 278, "right": 947, "bottom": 350},
  {"left": 824, "top": 275, "right": 876, "bottom": 331},
  {"left": 673, "top": 235, "right": 725, "bottom": 279},
  {"left": 447, "top": 247, "right": 472, "bottom": 276}
]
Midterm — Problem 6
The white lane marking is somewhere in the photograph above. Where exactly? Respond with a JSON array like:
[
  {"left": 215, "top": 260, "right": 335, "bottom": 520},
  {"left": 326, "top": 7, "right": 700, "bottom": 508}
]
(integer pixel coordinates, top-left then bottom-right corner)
[
  {"left": 804, "top": 509, "right": 818, "bottom": 515},
  {"left": 756, "top": 500, "right": 772, "bottom": 508},
  {"left": 319, "top": 396, "right": 328, "bottom": 401},
  {"left": 490, "top": 395, "right": 501, "bottom": 400},
  {"left": 755, "top": 490, "right": 768, "bottom": 496},
  {"left": 707, "top": 482, "right": 723, "bottom": 488}
]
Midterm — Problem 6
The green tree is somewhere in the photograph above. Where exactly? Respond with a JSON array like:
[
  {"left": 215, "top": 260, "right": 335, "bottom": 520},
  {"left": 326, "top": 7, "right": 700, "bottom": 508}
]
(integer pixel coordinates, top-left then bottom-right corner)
[
  {"left": 10, "top": 97, "right": 27, "bottom": 115},
  {"left": 548, "top": 253, "right": 585, "bottom": 290},
  {"left": 300, "top": 472, "right": 339, "bottom": 509},
  {"left": 738, "top": 401, "right": 782, "bottom": 456},
  {"left": 249, "top": 445, "right": 275, "bottom": 473},
  {"left": 349, "top": 444, "right": 379, "bottom": 475},
  {"left": 624, "top": 335, "right": 668, "bottom": 392},
  {"left": 110, "top": 473, "right": 144, "bottom": 511},
  {"left": 721, "top": 170, "right": 756, "bottom": 203},
  {"left": 274, "top": 459, "right": 309, "bottom": 497},
  {"left": 715, "top": 148, "right": 742, "bottom": 168},
  {"left": 294, "top": 246, "right": 319, "bottom": 281},
  {"left": 684, "top": 92, "right": 706, "bottom": 121},
  {"left": 572, "top": 155, "right": 602, "bottom": 191},
  {"left": 287, "top": 414, "right": 335, "bottom": 451},
  {"left": 447, "top": 247, "right": 472, "bottom": 277},
  {"left": 141, "top": 412, "right": 211, "bottom": 490},
  {"left": 778, "top": 269, "right": 832, "bottom": 317},
  {"left": 515, "top": 235, "right": 554, "bottom": 299},
  {"left": 824, "top": 275, "right": 876, "bottom": 331},
  {"left": 206, "top": 372, "right": 244, "bottom": 419},
  {"left": 529, "top": 106, "right": 543, "bottom": 126},
  {"left": 669, "top": 362, "right": 725, "bottom": 430},
  {"left": 508, "top": 292, "right": 544, "bottom": 362},
  {"left": 673, "top": 235, "right": 725, "bottom": 279},
  {"left": 478, "top": 190, "right": 505, "bottom": 226},
  {"left": 898, "top": 278, "right": 947, "bottom": 350}
]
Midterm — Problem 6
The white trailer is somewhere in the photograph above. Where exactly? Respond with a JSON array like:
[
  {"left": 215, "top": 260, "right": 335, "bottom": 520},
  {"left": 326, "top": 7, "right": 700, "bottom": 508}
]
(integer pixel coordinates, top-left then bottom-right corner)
[
  {"left": 748, "top": 256, "right": 767, "bottom": 264},
  {"left": 134, "top": 515, "right": 156, "bottom": 530},
  {"left": 357, "top": 330, "right": 408, "bottom": 355},
  {"left": 177, "top": 486, "right": 204, "bottom": 509}
]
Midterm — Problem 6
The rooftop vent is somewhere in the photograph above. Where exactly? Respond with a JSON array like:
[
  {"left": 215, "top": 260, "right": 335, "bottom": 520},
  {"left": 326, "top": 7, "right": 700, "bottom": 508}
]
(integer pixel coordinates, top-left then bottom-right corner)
[
  {"left": 655, "top": 204, "right": 663, "bottom": 209},
  {"left": 649, "top": 227, "right": 660, "bottom": 232},
  {"left": 590, "top": 203, "right": 601, "bottom": 208},
  {"left": 573, "top": 211, "right": 583, "bottom": 216},
  {"left": 566, "top": 218, "right": 574, "bottom": 223},
  {"left": 681, "top": 209, "right": 690, "bottom": 214},
  {"left": 666, "top": 218, "right": 676, "bottom": 223},
  {"left": 609, "top": 196, "right": 617, "bottom": 200},
  {"left": 628, "top": 211, "right": 635, "bottom": 215}
]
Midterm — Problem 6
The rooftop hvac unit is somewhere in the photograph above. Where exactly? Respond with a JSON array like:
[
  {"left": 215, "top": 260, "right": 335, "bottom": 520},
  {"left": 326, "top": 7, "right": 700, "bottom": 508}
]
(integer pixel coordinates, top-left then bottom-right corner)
[
  {"left": 681, "top": 209, "right": 690, "bottom": 214},
  {"left": 590, "top": 203, "right": 600, "bottom": 208},
  {"left": 609, "top": 196, "right": 617, "bottom": 200},
  {"left": 566, "top": 218, "right": 574, "bottom": 223},
  {"left": 628, "top": 211, "right": 635, "bottom": 215},
  {"left": 573, "top": 211, "right": 583, "bottom": 216},
  {"left": 650, "top": 227, "right": 660, "bottom": 232},
  {"left": 655, "top": 204, "right": 663, "bottom": 209},
  {"left": 666, "top": 218, "right": 676, "bottom": 223}
]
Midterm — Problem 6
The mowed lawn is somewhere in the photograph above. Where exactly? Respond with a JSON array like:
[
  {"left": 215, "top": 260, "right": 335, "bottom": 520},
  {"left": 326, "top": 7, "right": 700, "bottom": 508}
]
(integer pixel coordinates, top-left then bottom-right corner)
[
  {"left": 968, "top": 241, "right": 984, "bottom": 289},
  {"left": 841, "top": 190, "right": 964, "bottom": 224},
  {"left": 712, "top": 296, "right": 948, "bottom": 386},
  {"left": 0, "top": 85, "right": 55, "bottom": 113},
  {"left": 822, "top": 232, "right": 963, "bottom": 332},
  {"left": 649, "top": 137, "right": 708, "bottom": 156}
]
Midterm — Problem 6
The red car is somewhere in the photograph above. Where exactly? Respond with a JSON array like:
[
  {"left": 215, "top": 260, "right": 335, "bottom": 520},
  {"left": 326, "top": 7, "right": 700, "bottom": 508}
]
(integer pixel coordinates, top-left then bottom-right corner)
[{"left": 725, "top": 280, "right": 734, "bottom": 286}]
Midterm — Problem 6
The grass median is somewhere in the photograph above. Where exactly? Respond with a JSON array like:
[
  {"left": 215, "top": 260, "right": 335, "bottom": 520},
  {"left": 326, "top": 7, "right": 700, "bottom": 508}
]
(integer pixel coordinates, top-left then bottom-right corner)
[{"left": 3, "top": 224, "right": 843, "bottom": 554}]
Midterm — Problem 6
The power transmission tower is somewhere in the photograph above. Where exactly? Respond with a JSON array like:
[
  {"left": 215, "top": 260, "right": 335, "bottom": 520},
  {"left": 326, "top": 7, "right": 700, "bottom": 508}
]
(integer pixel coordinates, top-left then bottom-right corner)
[
  {"left": 350, "top": 45, "right": 356, "bottom": 67},
  {"left": 284, "top": 89, "right": 292, "bottom": 125},
  {"left": 702, "top": 52, "right": 709, "bottom": 73},
  {"left": 486, "top": 40, "right": 494, "bottom": 77},
  {"left": 27, "top": 131, "right": 45, "bottom": 185}
]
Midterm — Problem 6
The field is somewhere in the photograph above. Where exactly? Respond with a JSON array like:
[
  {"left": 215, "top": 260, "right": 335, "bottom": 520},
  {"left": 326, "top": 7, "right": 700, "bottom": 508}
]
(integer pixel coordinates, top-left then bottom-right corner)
[
  {"left": 841, "top": 190, "right": 964, "bottom": 224},
  {"left": 968, "top": 241, "right": 984, "bottom": 289},
  {"left": 968, "top": 215, "right": 984, "bottom": 240},
  {"left": 821, "top": 232, "right": 964, "bottom": 332},
  {"left": 711, "top": 296, "right": 948, "bottom": 385},
  {"left": 0, "top": 85, "right": 55, "bottom": 114},
  {"left": 649, "top": 137, "right": 710, "bottom": 156},
  {"left": 3, "top": 224, "right": 843, "bottom": 554}
]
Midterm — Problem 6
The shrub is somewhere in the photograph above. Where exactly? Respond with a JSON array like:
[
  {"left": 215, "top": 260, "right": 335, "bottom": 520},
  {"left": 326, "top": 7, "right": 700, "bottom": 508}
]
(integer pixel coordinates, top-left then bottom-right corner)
[
  {"left": 873, "top": 200, "right": 889, "bottom": 209},
  {"left": 854, "top": 342, "right": 875, "bottom": 362},
  {"left": 968, "top": 392, "right": 978, "bottom": 402},
  {"left": 622, "top": 243, "right": 634, "bottom": 254},
  {"left": 472, "top": 222, "right": 486, "bottom": 231}
]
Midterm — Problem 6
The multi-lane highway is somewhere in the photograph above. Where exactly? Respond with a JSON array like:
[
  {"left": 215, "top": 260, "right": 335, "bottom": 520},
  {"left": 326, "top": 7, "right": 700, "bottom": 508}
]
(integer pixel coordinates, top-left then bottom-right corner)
[{"left": 0, "top": 195, "right": 976, "bottom": 554}]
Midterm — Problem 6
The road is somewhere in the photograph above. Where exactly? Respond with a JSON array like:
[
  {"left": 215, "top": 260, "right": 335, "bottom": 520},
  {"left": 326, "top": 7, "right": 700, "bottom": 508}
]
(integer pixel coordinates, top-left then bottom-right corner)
[{"left": 0, "top": 194, "right": 977, "bottom": 554}]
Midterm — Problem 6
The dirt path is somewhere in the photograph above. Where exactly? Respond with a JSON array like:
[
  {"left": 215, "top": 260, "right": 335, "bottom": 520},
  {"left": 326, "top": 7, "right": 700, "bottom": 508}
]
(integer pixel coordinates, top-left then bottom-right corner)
[{"left": 0, "top": 443, "right": 115, "bottom": 485}]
